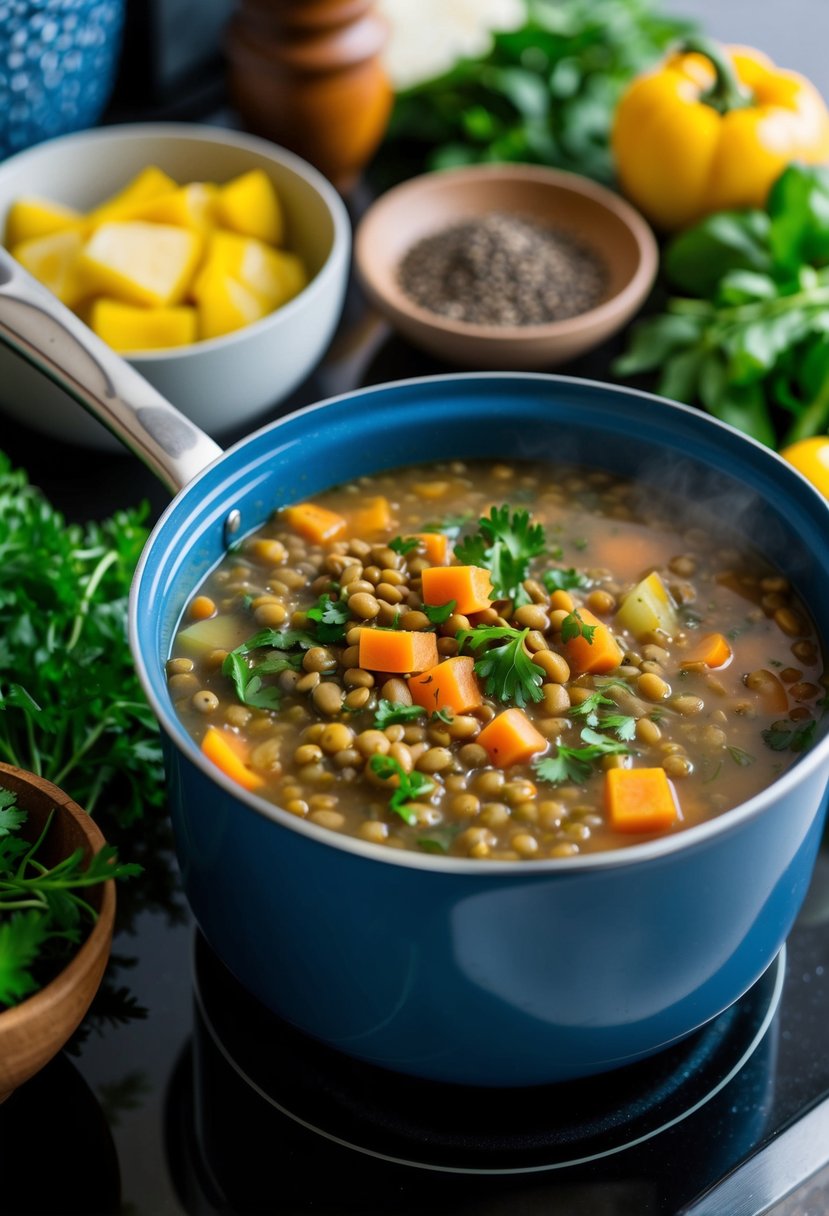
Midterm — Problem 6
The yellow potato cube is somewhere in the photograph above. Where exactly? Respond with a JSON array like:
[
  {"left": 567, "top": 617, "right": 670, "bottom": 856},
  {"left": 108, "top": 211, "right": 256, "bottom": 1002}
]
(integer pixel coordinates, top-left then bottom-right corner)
[
  {"left": 215, "top": 169, "right": 284, "bottom": 245},
  {"left": 79, "top": 221, "right": 204, "bottom": 307},
  {"left": 89, "top": 298, "right": 198, "bottom": 353},
  {"left": 129, "top": 182, "right": 219, "bottom": 230},
  {"left": 195, "top": 270, "right": 272, "bottom": 341},
  {"left": 86, "top": 165, "right": 178, "bottom": 226},
  {"left": 194, "top": 231, "right": 307, "bottom": 309},
  {"left": 12, "top": 229, "right": 87, "bottom": 308},
  {"left": 615, "top": 571, "right": 680, "bottom": 641},
  {"left": 5, "top": 196, "right": 82, "bottom": 246}
]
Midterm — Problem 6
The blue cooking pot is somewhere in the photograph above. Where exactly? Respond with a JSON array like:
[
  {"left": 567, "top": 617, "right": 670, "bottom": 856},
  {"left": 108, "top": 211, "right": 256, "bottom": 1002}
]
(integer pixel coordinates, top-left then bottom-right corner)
[{"left": 1, "top": 251, "right": 828, "bottom": 1087}]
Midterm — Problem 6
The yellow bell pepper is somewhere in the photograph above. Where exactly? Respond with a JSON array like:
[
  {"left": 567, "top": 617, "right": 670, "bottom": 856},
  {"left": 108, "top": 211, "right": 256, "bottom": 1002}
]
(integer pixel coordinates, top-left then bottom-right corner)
[{"left": 612, "top": 39, "right": 829, "bottom": 232}]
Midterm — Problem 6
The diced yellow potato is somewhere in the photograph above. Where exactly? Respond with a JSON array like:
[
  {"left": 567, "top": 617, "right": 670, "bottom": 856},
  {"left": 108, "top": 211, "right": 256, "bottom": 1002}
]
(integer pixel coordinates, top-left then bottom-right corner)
[
  {"left": 215, "top": 169, "right": 284, "bottom": 245},
  {"left": 195, "top": 270, "right": 272, "bottom": 340},
  {"left": 128, "top": 182, "right": 219, "bottom": 230},
  {"left": 176, "top": 615, "right": 251, "bottom": 656},
  {"left": 86, "top": 166, "right": 178, "bottom": 226},
  {"left": 5, "top": 196, "right": 82, "bottom": 246},
  {"left": 194, "top": 230, "right": 307, "bottom": 309},
  {"left": 615, "top": 571, "right": 680, "bottom": 641},
  {"left": 12, "top": 229, "right": 87, "bottom": 308},
  {"left": 79, "top": 221, "right": 204, "bottom": 307},
  {"left": 89, "top": 298, "right": 198, "bottom": 353}
]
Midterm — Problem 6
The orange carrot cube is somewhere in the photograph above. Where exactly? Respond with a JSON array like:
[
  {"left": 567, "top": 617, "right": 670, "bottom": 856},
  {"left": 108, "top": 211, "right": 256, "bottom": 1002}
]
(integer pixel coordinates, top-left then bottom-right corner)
[
  {"left": 358, "top": 628, "right": 439, "bottom": 674},
  {"left": 477, "top": 707, "right": 547, "bottom": 768},
  {"left": 408, "top": 656, "right": 482, "bottom": 714},
  {"left": 679, "top": 631, "right": 733, "bottom": 670},
  {"left": 201, "top": 726, "right": 264, "bottom": 792},
  {"left": 283, "top": 502, "right": 346, "bottom": 544},
  {"left": 421, "top": 565, "right": 493, "bottom": 614},
  {"left": 605, "top": 767, "right": 679, "bottom": 834},
  {"left": 562, "top": 606, "right": 623, "bottom": 675},
  {"left": 411, "top": 531, "right": 449, "bottom": 565}
]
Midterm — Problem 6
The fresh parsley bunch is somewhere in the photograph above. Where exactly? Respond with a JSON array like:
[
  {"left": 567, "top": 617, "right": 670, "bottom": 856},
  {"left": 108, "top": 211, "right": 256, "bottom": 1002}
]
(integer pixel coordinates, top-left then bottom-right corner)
[
  {"left": 0, "top": 455, "right": 164, "bottom": 827},
  {"left": 615, "top": 164, "right": 829, "bottom": 448}
]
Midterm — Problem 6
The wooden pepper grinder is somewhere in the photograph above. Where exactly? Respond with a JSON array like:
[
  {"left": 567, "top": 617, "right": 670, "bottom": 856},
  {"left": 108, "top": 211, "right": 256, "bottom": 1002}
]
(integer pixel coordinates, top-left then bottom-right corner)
[{"left": 226, "top": 0, "right": 394, "bottom": 194}]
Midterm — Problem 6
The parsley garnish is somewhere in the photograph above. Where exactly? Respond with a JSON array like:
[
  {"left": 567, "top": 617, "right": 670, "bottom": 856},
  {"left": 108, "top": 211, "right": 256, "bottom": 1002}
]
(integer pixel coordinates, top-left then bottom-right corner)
[
  {"left": 762, "top": 720, "right": 817, "bottom": 753},
  {"left": 456, "top": 625, "right": 543, "bottom": 708},
  {"left": 533, "top": 728, "right": 632, "bottom": 785},
  {"left": 420, "top": 513, "right": 472, "bottom": 539},
  {"left": 389, "top": 536, "right": 420, "bottom": 556},
  {"left": 569, "top": 692, "right": 636, "bottom": 741},
  {"left": 222, "top": 628, "right": 313, "bottom": 709},
  {"left": 560, "top": 610, "right": 597, "bottom": 644},
  {"left": 417, "top": 825, "right": 462, "bottom": 855},
  {"left": 728, "top": 745, "right": 755, "bottom": 767},
  {"left": 368, "top": 754, "right": 435, "bottom": 824},
  {"left": 543, "top": 567, "right": 588, "bottom": 593},
  {"left": 454, "top": 504, "right": 546, "bottom": 606},
  {"left": 0, "top": 789, "right": 140, "bottom": 1007},
  {"left": 423, "top": 599, "right": 456, "bottom": 624},
  {"left": 431, "top": 707, "right": 455, "bottom": 724},
  {"left": 373, "top": 701, "right": 427, "bottom": 729},
  {"left": 307, "top": 594, "right": 351, "bottom": 644}
]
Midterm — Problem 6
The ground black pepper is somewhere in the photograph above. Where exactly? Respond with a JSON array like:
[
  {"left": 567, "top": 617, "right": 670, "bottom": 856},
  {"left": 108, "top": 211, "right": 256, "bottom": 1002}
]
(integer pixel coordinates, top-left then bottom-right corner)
[{"left": 397, "top": 211, "right": 608, "bottom": 327}]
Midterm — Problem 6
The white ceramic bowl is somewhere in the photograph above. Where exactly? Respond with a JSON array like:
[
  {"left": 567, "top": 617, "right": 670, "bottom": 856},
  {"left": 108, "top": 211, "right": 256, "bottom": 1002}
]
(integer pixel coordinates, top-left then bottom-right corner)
[{"left": 0, "top": 123, "right": 351, "bottom": 449}]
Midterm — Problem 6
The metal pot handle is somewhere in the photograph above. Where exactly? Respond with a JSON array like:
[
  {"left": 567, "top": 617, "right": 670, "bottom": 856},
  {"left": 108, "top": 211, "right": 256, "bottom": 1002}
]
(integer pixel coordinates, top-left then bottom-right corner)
[{"left": 0, "top": 247, "right": 222, "bottom": 494}]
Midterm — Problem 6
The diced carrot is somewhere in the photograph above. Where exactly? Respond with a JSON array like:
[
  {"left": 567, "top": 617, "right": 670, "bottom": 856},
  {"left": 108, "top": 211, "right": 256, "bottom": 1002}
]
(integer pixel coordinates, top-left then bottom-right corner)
[
  {"left": 283, "top": 502, "right": 346, "bottom": 544},
  {"left": 477, "top": 708, "right": 547, "bottom": 768},
  {"left": 201, "top": 726, "right": 264, "bottom": 792},
  {"left": 408, "top": 656, "right": 483, "bottom": 714},
  {"left": 562, "top": 607, "right": 624, "bottom": 675},
  {"left": 412, "top": 532, "right": 449, "bottom": 565},
  {"left": 359, "top": 628, "right": 439, "bottom": 673},
  {"left": 605, "top": 767, "right": 679, "bottom": 834},
  {"left": 347, "top": 496, "right": 394, "bottom": 538},
  {"left": 745, "top": 669, "right": 789, "bottom": 714},
  {"left": 421, "top": 565, "right": 493, "bottom": 614},
  {"left": 549, "top": 589, "right": 575, "bottom": 613},
  {"left": 680, "top": 632, "right": 733, "bottom": 670}
]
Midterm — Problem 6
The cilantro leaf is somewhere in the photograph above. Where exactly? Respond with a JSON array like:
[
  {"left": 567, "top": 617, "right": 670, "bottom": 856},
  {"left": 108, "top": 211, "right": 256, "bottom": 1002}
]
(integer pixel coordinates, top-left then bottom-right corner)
[
  {"left": 373, "top": 701, "right": 427, "bottom": 730},
  {"left": 307, "top": 594, "right": 351, "bottom": 644},
  {"left": 762, "top": 720, "right": 817, "bottom": 753},
  {"left": 543, "top": 567, "right": 588, "bottom": 593},
  {"left": 456, "top": 625, "right": 543, "bottom": 708},
  {"left": 0, "top": 911, "right": 46, "bottom": 1005},
  {"left": 368, "top": 754, "right": 435, "bottom": 824},
  {"left": 389, "top": 536, "right": 420, "bottom": 556},
  {"left": 454, "top": 505, "right": 546, "bottom": 606},
  {"left": 560, "top": 610, "right": 597, "bottom": 644},
  {"left": 533, "top": 728, "right": 631, "bottom": 785},
  {"left": 0, "top": 788, "right": 26, "bottom": 837},
  {"left": 222, "top": 630, "right": 309, "bottom": 709},
  {"left": 423, "top": 599, "right": 456, "bottom": 624}
]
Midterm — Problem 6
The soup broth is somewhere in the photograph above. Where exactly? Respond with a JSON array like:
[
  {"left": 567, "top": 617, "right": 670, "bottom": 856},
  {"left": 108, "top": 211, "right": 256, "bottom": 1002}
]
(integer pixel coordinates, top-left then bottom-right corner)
[{"left": 167, "top": 459, "right": 826, "bottom": 860}]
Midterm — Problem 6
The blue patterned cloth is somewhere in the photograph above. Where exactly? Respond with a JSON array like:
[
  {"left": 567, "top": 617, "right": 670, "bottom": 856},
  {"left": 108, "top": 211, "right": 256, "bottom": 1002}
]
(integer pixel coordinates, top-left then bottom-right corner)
[{"left": 0, "top": 0, "right": 125, "bottom": 158}]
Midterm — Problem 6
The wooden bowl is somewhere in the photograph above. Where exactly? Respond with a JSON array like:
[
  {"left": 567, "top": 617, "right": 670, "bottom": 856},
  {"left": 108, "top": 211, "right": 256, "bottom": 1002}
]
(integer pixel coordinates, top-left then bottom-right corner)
[
  {"left": 0, "top": 764, "right": 115, "bottom": 1102},
  {"left": 354, "top": 163, "right": 658, "bottom": 369}
]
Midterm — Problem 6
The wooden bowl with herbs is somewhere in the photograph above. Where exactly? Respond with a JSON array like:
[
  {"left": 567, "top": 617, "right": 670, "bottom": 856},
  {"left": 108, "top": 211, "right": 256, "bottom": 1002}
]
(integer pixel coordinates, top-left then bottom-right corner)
[
  {"left": 354, "top": 163, "right": 658, "bottom": 369},
  {"left": 0, "top": 763, "right": 125, "bottom": 1102}
]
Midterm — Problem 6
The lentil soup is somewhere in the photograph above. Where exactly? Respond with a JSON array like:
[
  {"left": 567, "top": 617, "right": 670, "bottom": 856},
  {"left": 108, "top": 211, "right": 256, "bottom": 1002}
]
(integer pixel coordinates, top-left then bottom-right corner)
[{"left": 167, "top": 460, "right": 826, "bottom": 860}]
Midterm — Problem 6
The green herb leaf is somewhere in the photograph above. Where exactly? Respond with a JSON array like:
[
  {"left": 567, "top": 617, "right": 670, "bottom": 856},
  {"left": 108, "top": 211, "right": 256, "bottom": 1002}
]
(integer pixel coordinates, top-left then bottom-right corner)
[
  {"left": 423, "top": 599, "right": 456, "bottom": 624},
  {"left": 0, "top": 789, "right": 26, "bottom": 838},
  {"left": 767, "top": 163, "right": 829, "bottom": 273},
  {"left": 727, "top": 745, "right": 755, "bottom": 767},
  {"left": 389, "top": 536, "right": 420, "bottom": 556},
  {"left": 417, "top": 825, "right": 462, "bottom": 855},
  {"left": 560, "top": 610, "right": 597, "bottom": 644},
  {"left": 762, "top": 720, "right": 817, "bottom": 753},
  {"left": 533, "top": 727, "right": 631, "bottom": 785},
  {"left": 543, "top": 567, "right": 588, "bottom": 593},
  {"left": 664, "top": 209, "right": 772, "bottom": 296},
  {"left": 307, "top": 594, "right": 351, "bottom": 644},
  {"left": 456, "top": 625, "right": 544, "bottom": 708},
  {"left": 455, "top": 504, "right": 546, "bottom": 606},
  {"left": 430, "top": 707, "right": 455, "bottom": 725},
  {"left": 373, "top": 701, "right": 427, "bottom": 730},
  {"left": 368, "top": 754, "right": 435, "bottom": 824}
]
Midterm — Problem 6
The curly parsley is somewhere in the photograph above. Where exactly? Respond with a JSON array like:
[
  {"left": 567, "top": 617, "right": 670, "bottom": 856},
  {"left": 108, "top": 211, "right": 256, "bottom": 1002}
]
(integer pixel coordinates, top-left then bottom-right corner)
[
  {"left": 456, "top": 625, "right": 544, "bottom": 708},
  {"left": 454, "top": 504, "right": 546, "bottom": 606}
]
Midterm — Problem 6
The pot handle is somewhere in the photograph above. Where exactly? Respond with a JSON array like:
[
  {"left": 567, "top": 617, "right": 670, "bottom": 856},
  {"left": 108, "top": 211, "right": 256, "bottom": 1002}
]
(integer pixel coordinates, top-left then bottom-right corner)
[{"left": 0, "top": 247, "right": 222, "bottom": 495}]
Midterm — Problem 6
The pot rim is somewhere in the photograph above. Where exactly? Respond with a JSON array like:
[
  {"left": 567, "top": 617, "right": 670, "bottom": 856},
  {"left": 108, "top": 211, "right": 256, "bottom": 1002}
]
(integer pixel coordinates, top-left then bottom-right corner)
[{"left": 130, "top": 370, "right": 829, "bottom": 876}]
